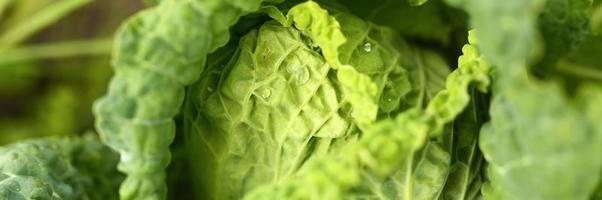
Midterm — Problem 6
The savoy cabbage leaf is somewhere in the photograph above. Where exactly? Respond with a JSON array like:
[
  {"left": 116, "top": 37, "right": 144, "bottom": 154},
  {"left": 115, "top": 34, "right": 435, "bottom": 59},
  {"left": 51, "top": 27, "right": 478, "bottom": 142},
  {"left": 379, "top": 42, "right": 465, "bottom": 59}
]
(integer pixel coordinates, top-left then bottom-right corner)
[
  {"left": 0, "top": 135, "right": 122, "bottom": 200},
  {"left": 448, "top": 0, "right": 602, "bottom": 199},
  {"left": 93, "top": 0, "right": 284, "bottom": 199}
]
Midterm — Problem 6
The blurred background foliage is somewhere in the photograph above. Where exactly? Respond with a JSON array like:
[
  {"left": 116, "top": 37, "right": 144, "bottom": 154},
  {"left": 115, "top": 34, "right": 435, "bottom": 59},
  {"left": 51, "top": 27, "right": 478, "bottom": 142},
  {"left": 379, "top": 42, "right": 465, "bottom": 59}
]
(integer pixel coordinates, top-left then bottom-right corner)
[{"left": 0, "top": 0, "right": 144, "bottom": 144}]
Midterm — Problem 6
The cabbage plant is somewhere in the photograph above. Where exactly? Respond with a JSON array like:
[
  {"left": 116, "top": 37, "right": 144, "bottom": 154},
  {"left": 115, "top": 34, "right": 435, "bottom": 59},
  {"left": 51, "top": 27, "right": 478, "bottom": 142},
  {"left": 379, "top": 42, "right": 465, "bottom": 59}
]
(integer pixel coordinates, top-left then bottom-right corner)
[{"left": 2, "top": 0, "right": 602, "bottom": 199}]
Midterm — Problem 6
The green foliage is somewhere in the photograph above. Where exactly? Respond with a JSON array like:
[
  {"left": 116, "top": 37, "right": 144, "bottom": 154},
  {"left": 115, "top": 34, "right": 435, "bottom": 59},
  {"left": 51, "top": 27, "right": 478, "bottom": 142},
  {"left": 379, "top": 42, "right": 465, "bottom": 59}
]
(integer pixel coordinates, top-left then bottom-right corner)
[
  {"left": 2, "top": 0, "right": 600, "bottom": 200},
  {"left": 94, "top": 0, "right": 602, "bottom": 199}
]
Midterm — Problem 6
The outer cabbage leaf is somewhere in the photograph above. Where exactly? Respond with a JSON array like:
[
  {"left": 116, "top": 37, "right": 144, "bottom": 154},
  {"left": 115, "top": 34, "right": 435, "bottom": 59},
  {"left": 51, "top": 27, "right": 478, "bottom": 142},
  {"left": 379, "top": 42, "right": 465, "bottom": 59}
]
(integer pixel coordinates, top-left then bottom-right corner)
[
  {"left": 478, "top": 14, "right": 602, "bottom": 197},
  {"left": 480, "top": 68, "right": 602, "bottom": 200},
  {"left": 92, "top": 0, "right": 282, "bottom": 199},
  {"left": 0, "top": 135, "right": 122, "bottom": 200},
  {"left": 447, "top": 0, "right": 602, "bottom": 199}
]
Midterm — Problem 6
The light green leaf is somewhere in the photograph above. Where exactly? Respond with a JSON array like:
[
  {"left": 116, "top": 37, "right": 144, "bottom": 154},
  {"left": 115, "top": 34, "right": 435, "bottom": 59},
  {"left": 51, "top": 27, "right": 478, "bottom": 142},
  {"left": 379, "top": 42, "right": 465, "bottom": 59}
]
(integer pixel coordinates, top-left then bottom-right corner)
[
  {"left": 287, "top": 2, "right": 381, "bottom": 126},
  {"left": 449, "top": 0, "right": 602, "bottom": 199}
]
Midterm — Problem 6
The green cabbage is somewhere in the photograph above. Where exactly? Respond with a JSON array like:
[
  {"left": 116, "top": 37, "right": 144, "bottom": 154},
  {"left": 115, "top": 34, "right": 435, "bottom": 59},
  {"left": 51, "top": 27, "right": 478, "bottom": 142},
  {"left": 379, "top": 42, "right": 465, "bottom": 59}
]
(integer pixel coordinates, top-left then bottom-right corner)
[
  {"left": 183, "top": 2, "right": 491, "bottom": 199},
  {"left": 183, "top": 6, "right": 438, "bottom": 199},
  {"left": 14, "top": 0, "right": 593, "bottom": 199}
]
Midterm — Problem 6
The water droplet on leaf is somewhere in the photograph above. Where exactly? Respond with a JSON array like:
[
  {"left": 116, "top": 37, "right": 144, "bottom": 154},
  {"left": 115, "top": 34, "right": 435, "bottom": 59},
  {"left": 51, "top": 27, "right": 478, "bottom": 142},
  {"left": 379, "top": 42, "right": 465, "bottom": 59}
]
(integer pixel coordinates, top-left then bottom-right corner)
[
  {"left": 363, "top": 42, "right": 372, "bottom": 52},
  {"left": 287, "top": 62, "right": 310, "bottom": 85},
  {"left": 207, "top": 87, "right": 214, "bottom": 92},
  {"left": 120, "top": 151, "right": 133, "bottom": 163}
]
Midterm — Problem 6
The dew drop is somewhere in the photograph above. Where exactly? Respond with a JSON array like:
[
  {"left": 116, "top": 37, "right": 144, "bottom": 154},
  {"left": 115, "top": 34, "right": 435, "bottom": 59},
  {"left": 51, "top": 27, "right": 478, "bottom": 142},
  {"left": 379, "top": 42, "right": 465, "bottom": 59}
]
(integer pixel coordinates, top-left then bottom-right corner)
[
  {"left": 386, "top": 98, "right": 393, "bottom": 102},
  {"left": 296, "top": 67, "right": 310, "bottom": 85},
  {"left": 207, "top": 87, "right": 214, "bottom": 92},
  {"left": 287, "top": 63, "right": 310, "bottom": 85},
  {"left": 120, "top": 151, "right": 133, "bottom": 163},
  {"left": 363, "top": 42, "right": 372, "bottom": 52},
  {"left": 259, "top": 88, "right": 272, "bottom": 99}
]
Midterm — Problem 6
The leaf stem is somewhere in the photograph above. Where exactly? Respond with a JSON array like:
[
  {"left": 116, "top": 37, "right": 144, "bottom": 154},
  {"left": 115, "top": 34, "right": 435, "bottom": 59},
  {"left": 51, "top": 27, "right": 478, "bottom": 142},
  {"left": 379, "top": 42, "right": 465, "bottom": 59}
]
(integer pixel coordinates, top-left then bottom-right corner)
[{"left": 0, "top": 0, "right": 92, "bottom": 49}]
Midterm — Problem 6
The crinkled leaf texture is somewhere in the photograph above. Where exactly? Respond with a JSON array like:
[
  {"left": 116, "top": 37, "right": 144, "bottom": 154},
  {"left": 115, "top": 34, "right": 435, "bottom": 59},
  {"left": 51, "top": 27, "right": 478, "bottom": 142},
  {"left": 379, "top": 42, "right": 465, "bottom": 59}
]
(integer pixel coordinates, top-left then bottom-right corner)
[
  {"left": 0, "top": 135, "right": 122, "bottom": 200},
  {"left": 178, "top": 2, "right": 492, "bottom": 199},
  {"left": 93, "top": 0, "right": 282, "bottom": 199},
  {"left": 183, "top": 2, "right": 422, "bottom": 198},
  {"left": 242, "top": 22, "right": 490, "bottom": 198},
  {"left": 181, "top": 1, "right": 491, "bottom": 199}
]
